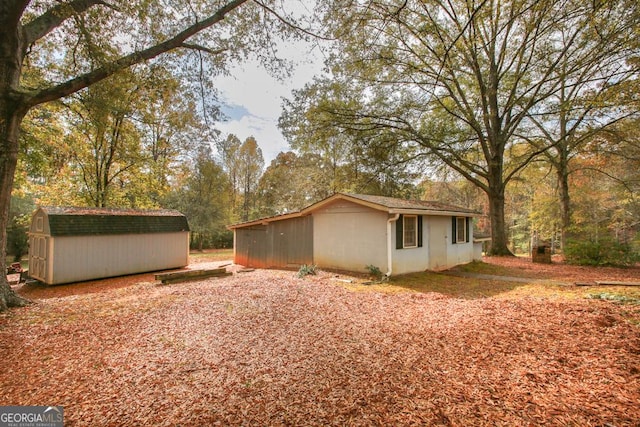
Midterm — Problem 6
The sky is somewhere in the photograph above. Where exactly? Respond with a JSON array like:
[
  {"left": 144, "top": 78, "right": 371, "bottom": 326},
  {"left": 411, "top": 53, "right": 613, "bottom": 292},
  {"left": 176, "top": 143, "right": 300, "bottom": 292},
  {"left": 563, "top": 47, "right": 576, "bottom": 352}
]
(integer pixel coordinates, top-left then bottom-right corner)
[{"left": 213, "top": 40, "right": 326, "bottom": 164}]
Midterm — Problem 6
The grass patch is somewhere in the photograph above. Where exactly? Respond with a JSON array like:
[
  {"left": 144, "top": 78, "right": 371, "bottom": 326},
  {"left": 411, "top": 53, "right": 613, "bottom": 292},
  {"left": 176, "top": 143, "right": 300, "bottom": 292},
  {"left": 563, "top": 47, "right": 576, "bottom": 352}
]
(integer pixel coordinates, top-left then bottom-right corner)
[
  {"left": 450, "top": 260, "right": 543, "bottom": 279},
  {"left": 388, "top": 271, "right": 525, "bottom": 299},
  {"left": 189, "top": 249, "right": 233, "bottom": 262},
  {"left": 384, "top": 270, "right": 640, "bottom": 302}
]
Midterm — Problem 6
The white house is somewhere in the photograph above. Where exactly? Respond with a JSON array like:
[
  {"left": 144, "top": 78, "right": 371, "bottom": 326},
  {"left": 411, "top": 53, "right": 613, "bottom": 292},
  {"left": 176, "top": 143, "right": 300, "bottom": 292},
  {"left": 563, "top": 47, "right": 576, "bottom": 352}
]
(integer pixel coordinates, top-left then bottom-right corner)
[
  {"left": 28, "top": 207, "right": 190, "bottom": 285},
  {"left": 229, "top": 193, "right": 483, "bottom": 276}
]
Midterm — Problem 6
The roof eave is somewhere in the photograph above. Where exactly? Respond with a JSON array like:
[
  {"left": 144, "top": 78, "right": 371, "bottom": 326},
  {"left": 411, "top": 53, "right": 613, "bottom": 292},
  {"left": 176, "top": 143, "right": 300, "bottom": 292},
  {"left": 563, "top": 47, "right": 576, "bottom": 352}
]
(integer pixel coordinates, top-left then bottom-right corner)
[
  {"left": 300, "top": 193, "right": 390, "bottom": 215},
  {"left": 227, "top": 211, "right": 306, "bottom": 230},
  {"left": 388, "top": 209, "right": 481, "bottom": 217}
]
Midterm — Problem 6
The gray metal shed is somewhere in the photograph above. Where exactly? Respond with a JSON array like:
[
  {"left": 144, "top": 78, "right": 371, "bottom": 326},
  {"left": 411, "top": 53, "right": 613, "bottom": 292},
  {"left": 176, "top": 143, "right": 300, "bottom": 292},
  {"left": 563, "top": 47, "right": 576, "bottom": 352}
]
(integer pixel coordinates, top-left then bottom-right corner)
[
  {"left": 233, "top": 215, "right": 313, "bottom": 269},
  {"left": 28, "top": 207, "right": 190, "bottom": 285}
]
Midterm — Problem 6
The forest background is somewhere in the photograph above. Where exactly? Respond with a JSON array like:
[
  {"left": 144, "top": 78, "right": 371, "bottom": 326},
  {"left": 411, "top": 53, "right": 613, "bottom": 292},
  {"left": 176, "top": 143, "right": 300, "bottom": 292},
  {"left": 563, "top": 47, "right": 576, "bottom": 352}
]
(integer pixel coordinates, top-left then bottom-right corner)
[{"left": 4, "top": 0, "right": 640, "bottom": 272}]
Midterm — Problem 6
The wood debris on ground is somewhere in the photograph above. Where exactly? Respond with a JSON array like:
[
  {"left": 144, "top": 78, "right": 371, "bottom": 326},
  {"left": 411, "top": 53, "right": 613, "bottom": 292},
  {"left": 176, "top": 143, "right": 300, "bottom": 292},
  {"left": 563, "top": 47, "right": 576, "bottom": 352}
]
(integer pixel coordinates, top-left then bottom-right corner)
[{"left": 0, "top": 259, "right": 638, "bottom": 426}]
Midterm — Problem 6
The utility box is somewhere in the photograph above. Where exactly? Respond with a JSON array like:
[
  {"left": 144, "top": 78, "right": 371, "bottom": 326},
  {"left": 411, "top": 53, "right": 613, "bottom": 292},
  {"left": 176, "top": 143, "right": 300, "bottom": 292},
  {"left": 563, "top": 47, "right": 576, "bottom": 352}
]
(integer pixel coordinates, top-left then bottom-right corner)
[{"left": 532, "top": 244, "right": 552, "bottom": 264}]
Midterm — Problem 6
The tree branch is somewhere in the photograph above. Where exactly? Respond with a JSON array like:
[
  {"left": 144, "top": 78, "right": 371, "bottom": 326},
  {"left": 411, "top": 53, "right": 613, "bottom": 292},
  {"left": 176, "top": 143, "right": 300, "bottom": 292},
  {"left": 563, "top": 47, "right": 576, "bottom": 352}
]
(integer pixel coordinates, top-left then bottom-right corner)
[
  {"left": 252, "top": 0, "right": 333, "bottom": 41},
  {"left": 22, "top": 0, "right": 114, "bottom": 47},
  {"left": 180, "top": 43, "right": 226, "bottom": 56},
  {"left": 23, "top": 0, "right": 248, "bottom": 108}
]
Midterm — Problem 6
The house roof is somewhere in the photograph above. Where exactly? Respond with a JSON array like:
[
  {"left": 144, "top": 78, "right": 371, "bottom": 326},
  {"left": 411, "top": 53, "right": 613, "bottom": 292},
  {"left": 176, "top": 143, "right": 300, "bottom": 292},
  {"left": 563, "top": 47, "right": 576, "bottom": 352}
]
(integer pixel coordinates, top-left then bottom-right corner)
[
  {"left": 36, "top": 207, "right": 190, "bottom": 236},
  {"left": 328, "top": 193, "right": 479, "bottom": 215},
  {"left": 228, "top": 193, "right": 480, "bottom": 229}
]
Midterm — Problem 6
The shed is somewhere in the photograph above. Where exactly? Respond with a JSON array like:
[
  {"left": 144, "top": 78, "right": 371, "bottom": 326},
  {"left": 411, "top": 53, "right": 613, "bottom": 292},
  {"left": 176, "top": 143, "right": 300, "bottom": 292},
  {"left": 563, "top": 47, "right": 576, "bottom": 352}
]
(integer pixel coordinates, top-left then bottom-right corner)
[
  {"left": 28, "top": 207, "right": 190, "bottom": 285},
  {"left": 229, "top": 193, "right": 482, "bottom": 276}
]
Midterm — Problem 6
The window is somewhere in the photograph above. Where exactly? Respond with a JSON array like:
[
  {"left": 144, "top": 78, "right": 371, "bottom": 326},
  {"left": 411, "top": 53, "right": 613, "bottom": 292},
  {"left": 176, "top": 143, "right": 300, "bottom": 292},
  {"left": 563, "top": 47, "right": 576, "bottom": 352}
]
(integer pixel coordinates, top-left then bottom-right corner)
[
  {"left": 403, "top": 215, "right": 418, "bottom": 248},
  {"left": 452, "top": 216, "right": 470, "bottom": 244},
  {"left": 395, "top": 215, "right": 423, "bottom": 249},
  {"left": 456, "top": 217, "right": 466, "bottom": 243}
]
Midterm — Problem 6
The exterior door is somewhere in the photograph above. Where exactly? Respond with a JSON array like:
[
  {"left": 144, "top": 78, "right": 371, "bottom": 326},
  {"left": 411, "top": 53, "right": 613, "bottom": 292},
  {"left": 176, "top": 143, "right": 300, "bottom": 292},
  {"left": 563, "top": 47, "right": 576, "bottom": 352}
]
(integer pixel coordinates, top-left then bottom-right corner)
[
  {"left": 29, "top": 235, "right": 48, "bottom": 281},
  {"left": 428, "top": 219, "right": 448, "bottom": 270}
]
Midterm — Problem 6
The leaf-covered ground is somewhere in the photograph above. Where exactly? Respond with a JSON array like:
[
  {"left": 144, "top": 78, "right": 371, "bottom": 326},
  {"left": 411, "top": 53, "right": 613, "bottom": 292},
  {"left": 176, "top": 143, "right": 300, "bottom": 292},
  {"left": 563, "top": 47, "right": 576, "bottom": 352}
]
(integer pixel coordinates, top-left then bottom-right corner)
[
  {"left": 1, "top": 259, "right": 639, "bottom": 426},
  {"left": 478, "top": 255, "right": 640, "bottom": 283}
]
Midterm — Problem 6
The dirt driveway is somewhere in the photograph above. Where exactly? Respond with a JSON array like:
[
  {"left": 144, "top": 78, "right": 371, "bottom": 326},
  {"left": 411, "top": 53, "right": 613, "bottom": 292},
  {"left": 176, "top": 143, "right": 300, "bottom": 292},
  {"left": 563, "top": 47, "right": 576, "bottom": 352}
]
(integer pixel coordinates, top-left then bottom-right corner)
[{"left": 1, "top": 259, "right": 639, "bottom": 426}]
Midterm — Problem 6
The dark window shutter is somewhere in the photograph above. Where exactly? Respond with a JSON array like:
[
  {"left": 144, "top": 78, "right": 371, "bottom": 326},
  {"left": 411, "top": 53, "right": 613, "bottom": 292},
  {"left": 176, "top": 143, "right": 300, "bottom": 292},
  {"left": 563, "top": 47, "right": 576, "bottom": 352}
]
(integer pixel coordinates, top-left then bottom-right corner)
[
  {"left": 466, "top": 217, "right": 470, "bottom": 243},
  {"left": 396, "top": 214, "right": 403, "bottom": 249},
  {"left": 418, "top": 216, "right": 423, "bottom": 247},
  {"left": 452, "top": 217, "right": 457, "bottom": 244}
]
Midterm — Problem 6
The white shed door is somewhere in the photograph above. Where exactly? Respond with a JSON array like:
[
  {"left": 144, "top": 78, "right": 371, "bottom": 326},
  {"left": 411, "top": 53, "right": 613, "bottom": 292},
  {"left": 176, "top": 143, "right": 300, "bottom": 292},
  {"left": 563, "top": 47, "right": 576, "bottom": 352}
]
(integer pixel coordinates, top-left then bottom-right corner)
[{"left": 29, "top": 236, "right": 48, "bottom": 280}]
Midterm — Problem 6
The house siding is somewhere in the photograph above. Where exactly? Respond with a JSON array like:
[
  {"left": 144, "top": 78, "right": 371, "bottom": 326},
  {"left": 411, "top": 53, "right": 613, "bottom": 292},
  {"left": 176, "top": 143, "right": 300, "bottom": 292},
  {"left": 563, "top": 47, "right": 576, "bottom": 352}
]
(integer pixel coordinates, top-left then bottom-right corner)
[
  {"left": 447, "top": 237, "right": 475, "bottom": 267},
  {"left": 392, "top": 215, "right": 474, "bottom": 274},
  {"left": 313, "top": 200, "right": 387, "bottom": 273},
  {"left": 392, "top": 215, "right": 429, "bottom": 275}
]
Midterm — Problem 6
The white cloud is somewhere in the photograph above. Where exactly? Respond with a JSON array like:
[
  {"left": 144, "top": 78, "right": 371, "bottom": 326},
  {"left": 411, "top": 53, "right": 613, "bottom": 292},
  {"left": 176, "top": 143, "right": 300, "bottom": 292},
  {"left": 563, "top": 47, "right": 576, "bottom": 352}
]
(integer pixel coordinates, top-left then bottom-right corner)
[
  {"left": 213, "top": 39, "right": 326, "bottom": 164},
  {"left": 215, "top": 114, "right": 285, "bottom": 164}
]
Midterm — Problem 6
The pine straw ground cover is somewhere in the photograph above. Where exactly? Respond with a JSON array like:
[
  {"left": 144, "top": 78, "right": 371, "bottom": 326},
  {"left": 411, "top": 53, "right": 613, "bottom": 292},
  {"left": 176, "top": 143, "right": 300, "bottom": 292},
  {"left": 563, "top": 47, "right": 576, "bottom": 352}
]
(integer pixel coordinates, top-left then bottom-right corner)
[{"left": 1, "top": 259, "right": 639, "bottom": 426}]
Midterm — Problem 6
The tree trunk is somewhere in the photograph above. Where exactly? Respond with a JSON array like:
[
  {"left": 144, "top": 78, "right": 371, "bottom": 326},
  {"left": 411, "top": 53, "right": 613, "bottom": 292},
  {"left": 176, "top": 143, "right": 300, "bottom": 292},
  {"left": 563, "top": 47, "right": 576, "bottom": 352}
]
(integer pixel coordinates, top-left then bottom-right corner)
[
  {"left": 0, "top": 6, "right": 30, "bottom": 310},
  {"left": 486, "top": 175, "right": 513, "bottom": 256},
  {"left": 557, "top": 154, "right": 571, "bottom": 252},
  {"left": 0, "top": 102, "right": 31, "bottom": 310}
]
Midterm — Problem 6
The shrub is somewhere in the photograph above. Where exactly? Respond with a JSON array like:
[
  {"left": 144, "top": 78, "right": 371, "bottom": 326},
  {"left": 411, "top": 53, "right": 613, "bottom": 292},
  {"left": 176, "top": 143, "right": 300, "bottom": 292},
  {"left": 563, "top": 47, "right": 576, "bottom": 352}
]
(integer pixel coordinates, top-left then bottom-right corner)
[
  {"left": 565, "top": 238, "right": 639, "bottom": 267},
  {"left": 365, "top": 264, "right": 384, "bottom": 281},
  {"left": 297, "top": 264, "right": 318, "bottom": 278}
]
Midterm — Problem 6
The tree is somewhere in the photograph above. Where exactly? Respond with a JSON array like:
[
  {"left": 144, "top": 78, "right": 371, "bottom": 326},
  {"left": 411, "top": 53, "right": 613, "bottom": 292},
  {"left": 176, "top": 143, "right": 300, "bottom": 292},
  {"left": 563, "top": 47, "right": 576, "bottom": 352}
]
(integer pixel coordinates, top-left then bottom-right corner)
[
  {"left": 522, "top": 1, "right": 640, "bottom": 250},
  {"left": 256, "top": 151, "right": 333, "bottom": 217},
  {"left": 136, "top": 66, "right": 206, "bottom": 206},
  {"left": 7, "top": 194, "right": 34, "bottom": 262},
  {"left": 64, "top": 71, "right": 144, "bottom": 207},
  {"left": 237, "top": 136, "right": 264, "bottom": 221},
  {"left": 166, "top": 145, "right": 231, "bottom": 250},
  {"left": 280, "top": 78, "right": 422, "bottom": 199},
  {"left": 0, "top": 0, "right": 304, "bottom": 310},
  {"left": 573, "top": 121, "right": 640, "bottom": 244},
  {"left": 216, "top": 133, "right": 242, "bottom": 221},
  {"left": 308, "top": 0, "right": 639, "bottom": 255}
]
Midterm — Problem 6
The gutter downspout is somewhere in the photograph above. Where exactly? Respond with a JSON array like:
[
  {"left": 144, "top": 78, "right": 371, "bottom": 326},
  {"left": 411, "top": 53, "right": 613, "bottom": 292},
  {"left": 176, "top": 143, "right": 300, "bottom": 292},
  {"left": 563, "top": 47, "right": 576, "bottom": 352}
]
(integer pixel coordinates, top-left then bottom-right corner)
[{"left": 386, "top": 213, "right": 400, "bottom": 278}]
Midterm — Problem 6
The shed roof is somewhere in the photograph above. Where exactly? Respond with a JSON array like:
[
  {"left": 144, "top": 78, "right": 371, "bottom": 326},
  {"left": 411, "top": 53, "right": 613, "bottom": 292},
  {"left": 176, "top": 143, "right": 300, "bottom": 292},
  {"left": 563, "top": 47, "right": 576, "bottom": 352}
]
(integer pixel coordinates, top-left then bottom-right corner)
[
  {"left": 228, "top": 192, "right": 480, "bottom": 229},
  {"left": 36, "top": 207, "right": 189, "bottom": 236}
]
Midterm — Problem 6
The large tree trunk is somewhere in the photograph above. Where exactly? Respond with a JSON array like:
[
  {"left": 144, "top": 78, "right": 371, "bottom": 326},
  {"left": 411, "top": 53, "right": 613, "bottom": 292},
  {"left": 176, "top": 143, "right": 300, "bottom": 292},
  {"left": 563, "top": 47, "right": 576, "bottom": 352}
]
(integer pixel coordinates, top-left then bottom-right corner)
[
  {"left": 0, "top": 4, "right": 31, "bottom": 310},
  {"left": 486, "top": 162, "right": 513, "bottom": 256},
  {"left": 0, "top": 102, "right": 31, "bottom": 310},
  {"left": 557, "top": 152, "right": 571, "bottom": 252},
  {"left": 486, "top": 187, "right": 513, "bottom": 256}
]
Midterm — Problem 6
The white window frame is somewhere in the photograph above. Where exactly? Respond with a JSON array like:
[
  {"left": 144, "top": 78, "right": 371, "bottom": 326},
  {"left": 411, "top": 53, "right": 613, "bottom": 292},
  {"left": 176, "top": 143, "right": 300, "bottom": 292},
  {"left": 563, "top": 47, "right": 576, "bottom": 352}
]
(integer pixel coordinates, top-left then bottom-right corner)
[
  {"left": 403, "top": 215, "right": 418, "bottom": 248},
  {"left": 456, "top": 217, "right": 467, "bottom": 243}
]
